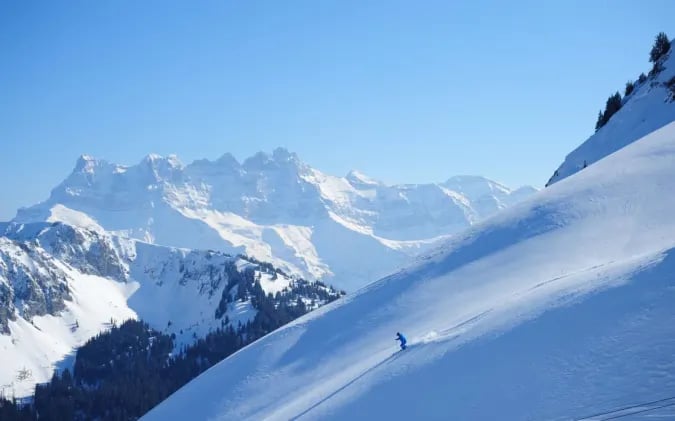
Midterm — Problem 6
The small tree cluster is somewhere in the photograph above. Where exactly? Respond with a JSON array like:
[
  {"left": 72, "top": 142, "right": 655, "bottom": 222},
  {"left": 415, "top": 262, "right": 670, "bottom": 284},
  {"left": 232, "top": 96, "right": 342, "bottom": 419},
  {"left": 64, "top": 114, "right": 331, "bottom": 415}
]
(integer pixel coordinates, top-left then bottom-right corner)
[
  {"left": 592, "top": 33, "right": 671, "bottom": 131},
  {"left": 595, "top": 92, "right": 622, "bottom": 131},
  {"left": 650, "top": 32, "right": 671, "bottom": 63},
  {"left": 0, "top": 398, "right": 32, "bottom": 421},
  {"left": 649, "top": 32, "right": 671, "bottom": 76}
]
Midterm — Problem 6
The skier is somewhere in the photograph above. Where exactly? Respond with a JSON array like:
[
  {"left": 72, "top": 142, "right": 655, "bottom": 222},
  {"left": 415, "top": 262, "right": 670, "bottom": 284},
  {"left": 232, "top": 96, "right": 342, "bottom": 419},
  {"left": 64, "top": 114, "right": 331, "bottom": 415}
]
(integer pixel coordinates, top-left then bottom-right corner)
[{"left": 395, "top": 332, "right": 407, "bottom": 350}]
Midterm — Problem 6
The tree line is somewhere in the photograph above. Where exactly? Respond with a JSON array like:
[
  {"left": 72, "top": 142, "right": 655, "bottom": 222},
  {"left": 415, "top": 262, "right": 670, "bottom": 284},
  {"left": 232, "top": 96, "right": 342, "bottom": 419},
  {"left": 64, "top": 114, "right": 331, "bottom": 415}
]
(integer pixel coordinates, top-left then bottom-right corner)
[{"left": 0, "top": 264, "right": 343, "bottom": 420}]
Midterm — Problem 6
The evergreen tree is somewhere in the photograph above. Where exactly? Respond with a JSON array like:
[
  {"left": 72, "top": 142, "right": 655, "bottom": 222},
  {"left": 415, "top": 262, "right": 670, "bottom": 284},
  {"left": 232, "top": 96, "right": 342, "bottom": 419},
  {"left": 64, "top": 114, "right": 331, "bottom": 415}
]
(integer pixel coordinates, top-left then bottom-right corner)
[
  {"left": 606, "top": 91, "right": 622, "bottom": 115},
  {"left": 624, "top": 80, "right": 634, "bottom": 97},
  {"left": 595, "top": 92, "right": 622, "bottom": 130},
  {"left": 650, "top": 32, "right": 671, "bottom": 63},
  {"left": 595, "top": 110, "right": 604, "bottom": 131}
]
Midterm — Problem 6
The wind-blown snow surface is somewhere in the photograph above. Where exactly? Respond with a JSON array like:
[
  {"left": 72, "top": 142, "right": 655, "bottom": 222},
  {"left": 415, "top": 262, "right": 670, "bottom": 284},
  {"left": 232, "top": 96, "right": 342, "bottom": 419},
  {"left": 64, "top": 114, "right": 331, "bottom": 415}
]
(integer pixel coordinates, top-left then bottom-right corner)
[
  {"left": 145, "top": 122, "right": 675, "bottom": 421},
  {"left": 14, "top": 150, "right": 535, "bottom": 291},
  {"left": 547, "top": 48, "right": 675, "bottom": 186}
]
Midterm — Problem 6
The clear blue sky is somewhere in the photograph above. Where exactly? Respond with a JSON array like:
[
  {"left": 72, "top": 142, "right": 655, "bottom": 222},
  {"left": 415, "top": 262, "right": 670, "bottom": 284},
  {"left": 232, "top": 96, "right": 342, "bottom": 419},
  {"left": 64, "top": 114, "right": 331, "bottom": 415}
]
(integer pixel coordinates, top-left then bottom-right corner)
[{"left": 1, "top": 0, "right": 673, "bottom": 219}]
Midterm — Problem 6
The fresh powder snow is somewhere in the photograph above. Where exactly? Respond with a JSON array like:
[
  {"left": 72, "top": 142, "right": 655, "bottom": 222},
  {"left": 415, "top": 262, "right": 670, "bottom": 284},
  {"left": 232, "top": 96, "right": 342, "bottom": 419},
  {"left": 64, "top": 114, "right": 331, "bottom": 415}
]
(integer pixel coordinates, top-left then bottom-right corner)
[{"left": 143, "top": 122, "right": 675, "bottom": 421}]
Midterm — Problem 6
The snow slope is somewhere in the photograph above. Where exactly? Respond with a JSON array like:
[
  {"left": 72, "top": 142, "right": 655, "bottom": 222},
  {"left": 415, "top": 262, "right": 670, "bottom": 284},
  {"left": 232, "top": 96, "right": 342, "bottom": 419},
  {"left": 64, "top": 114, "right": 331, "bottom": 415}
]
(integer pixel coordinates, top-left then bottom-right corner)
[
  {"left": 144, "top": 122, "right": 675, "bottom": 421},
  {"left": 14, "top": 149, "right": 535, "bottom": 291},
  {"left": 0, "top": 221, "right": 339, "bottom": 398},
  {"left": 547, "top": 47, "right": 675, "bottom": 186},
  {"left": 0, "top": 262, "right": 136, "bottom": 399}
]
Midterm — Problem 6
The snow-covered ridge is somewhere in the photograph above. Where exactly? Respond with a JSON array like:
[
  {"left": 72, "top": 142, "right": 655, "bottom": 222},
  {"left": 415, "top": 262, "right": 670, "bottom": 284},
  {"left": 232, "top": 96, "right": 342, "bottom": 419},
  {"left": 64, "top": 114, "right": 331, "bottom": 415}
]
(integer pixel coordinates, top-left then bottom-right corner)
[
  {"left": 547, "top": 46, "right": 675, "bottom": 186},
  {"left": 144, "top": 122, "right": 675, "bottom": 420},
  {"left": 14, "top": 149, "right": 536, "bottom": 291},
  {"left": 0, "top": 221, "right": 341, "bottom": 398}
]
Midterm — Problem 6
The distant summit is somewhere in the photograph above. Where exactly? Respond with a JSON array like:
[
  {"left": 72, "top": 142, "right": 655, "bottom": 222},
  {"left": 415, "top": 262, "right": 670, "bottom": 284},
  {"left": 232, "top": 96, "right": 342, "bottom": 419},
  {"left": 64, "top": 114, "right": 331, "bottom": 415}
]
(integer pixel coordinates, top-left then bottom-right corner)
[{"left": 15, "top": 149, "right": 536, "bottom": 291}]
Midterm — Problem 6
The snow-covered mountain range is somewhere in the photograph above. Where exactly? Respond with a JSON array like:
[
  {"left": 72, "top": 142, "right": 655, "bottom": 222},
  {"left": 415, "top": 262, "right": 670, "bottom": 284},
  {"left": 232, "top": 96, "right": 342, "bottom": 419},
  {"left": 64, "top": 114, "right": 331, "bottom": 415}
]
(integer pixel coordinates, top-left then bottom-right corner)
[
  {"left": 144, "top": 51, "right": 675, "bottom": 420},
  {"left": 145, "top": 112, "right": 675, "bottom": 421},
  {"left": 14, "top": 150, "right": 535, "bottom": 291},
  {"left": 0, "top": 218, "right": 341, "bottom": 398}
]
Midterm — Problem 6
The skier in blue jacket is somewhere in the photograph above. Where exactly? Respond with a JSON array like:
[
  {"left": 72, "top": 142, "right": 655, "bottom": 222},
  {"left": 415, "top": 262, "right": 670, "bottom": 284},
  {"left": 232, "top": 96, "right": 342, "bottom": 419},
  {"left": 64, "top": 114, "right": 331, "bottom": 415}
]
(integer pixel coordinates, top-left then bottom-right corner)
[{"left": 396, "top": 332, "right": 407, "bottom": 350}]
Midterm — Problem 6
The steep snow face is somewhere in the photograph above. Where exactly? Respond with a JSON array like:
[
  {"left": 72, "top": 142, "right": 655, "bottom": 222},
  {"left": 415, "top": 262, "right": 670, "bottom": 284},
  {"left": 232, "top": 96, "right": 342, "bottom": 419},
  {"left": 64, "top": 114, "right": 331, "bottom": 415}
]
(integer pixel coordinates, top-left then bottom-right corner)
[
  {"left": 0, "top": 222, "right": 339, "bottom": 398},
  {"left": 547, "top": 48, "right": 675, "bottom": 186},
  {"left": 0, "top": 242, "right": 136, "bottom": 398},
  {"left": 144, "top": 123, "right": 675, "bottom": 421},
  {"left": 15, "top": 149, "right": 535, "bottom": 291}
]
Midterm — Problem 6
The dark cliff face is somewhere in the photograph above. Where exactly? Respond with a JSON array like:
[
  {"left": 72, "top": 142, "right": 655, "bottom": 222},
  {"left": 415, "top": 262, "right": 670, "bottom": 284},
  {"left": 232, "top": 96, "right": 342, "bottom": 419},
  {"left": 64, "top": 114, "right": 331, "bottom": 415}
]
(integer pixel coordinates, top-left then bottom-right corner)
[
  {"left": 0, "top": 222, "right": 128, "bottom": 334},
  {"left": 31, "top": 222, "right": 129, "bottom": 281},
  {"left": 0, "top": 237, "right": 71, "bottom": 333}
]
